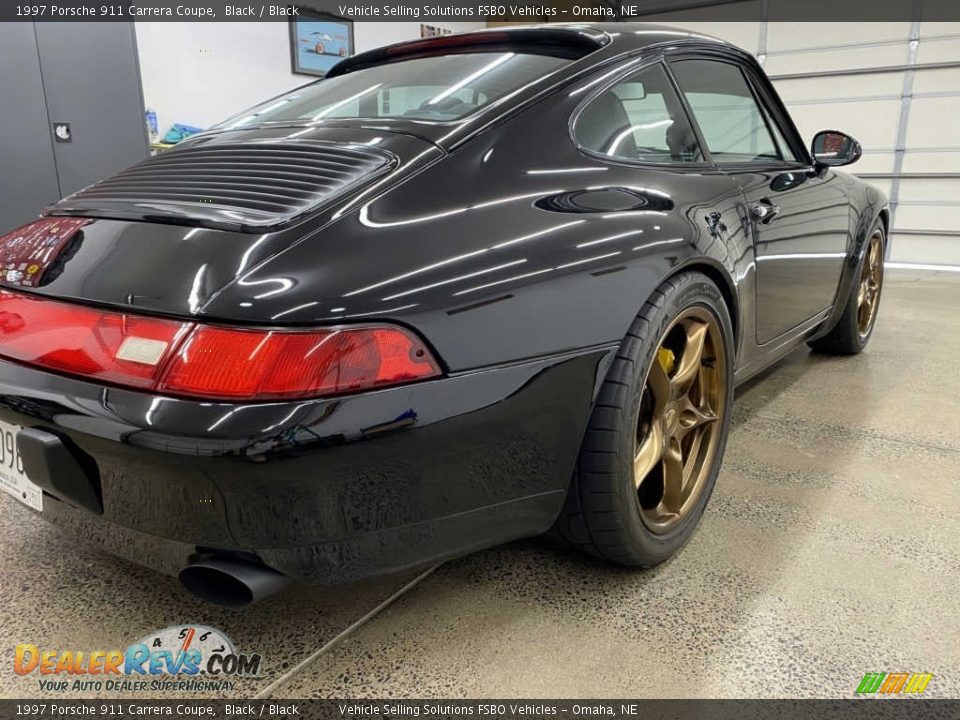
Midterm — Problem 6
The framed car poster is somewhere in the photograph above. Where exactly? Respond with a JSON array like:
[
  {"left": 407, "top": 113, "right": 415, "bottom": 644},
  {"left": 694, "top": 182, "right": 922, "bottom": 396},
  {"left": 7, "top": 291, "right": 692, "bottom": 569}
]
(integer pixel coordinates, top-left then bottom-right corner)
[
  {"left": 420, "top": 24, "right": 452, "bottom": 38},
  {"left": 289, "top": 9, "right": 354, "bottom": 77}
]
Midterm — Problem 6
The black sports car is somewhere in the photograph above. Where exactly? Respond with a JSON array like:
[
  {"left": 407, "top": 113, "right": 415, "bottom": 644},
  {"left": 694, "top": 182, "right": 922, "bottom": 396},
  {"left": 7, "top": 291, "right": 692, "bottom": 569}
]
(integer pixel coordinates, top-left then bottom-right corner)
[{"left": 0, "top": 25, "right": 886, "bottom": 607}]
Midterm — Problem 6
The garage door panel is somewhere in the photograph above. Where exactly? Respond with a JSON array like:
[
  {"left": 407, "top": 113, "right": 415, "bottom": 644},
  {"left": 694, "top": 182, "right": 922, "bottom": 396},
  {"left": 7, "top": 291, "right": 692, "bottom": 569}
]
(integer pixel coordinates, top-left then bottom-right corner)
[
  {"left": 764, "top": 44, "right": 908, "bottom": 75},
  {"left": 906, "top": 96, "right": 960, "bottom": 147},
  {"left": 765, "top": 19, "right": 909, "bottom": 52},
  {"left": 911, "top": 67, "right": 960, "bottom": 95},
  {"left": 786, "top": 100, "right": 900, "bottom": 149},
  {"left": 890, "top": 234, "right": 960, "bottom": 264},
  {"left": 644, "top": 18, "right": 761, "bottom": 53},
  {"left": 897, "top": 178, "right": 960, "bottom": 203},
  {"left": 848, "top": 153, "right": 897, "bottom": 174},
  {"left": 902, "top": 150, "right": 960, "bottom": 172},
  {"left": 772, "top": 74, "right": 903, "bottom": 102},
  {"left": 916, "top": 37, "right": 960, "bottom": 64},
  {"left": 894, "top": 205, "right": 960, "bottom": 232},
  {"left": 752, "top": 17, "right": 957, "bottom": 266}
]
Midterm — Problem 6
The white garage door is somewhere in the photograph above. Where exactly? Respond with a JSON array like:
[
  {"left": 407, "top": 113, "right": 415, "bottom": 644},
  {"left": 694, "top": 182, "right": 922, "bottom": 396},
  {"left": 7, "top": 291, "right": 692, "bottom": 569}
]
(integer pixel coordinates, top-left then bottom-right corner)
[{"left": 636, "top": 3, "right": 960, "bottom": 267}]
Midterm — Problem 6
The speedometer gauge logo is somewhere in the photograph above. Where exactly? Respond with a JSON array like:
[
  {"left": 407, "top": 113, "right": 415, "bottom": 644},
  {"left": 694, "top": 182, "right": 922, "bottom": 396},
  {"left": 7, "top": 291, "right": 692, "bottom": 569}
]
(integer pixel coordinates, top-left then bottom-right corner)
[
  {"left": 132, "top": 625, "right": 259, "bottom": 677},
  {"left": 136, "top": 625, "right": 235, "bottom": 662}
]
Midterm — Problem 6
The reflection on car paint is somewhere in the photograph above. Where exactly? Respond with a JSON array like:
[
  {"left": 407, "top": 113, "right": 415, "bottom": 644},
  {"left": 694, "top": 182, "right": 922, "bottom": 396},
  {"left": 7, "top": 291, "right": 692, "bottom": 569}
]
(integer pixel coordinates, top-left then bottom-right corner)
[{"left": 0, "top": 218, "right": 90, "bottom": 288}]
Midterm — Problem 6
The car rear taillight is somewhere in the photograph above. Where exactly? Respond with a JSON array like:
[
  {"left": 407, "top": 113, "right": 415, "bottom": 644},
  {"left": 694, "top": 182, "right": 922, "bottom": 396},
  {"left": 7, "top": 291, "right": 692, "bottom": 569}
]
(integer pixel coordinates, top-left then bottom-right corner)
[
  {"left": 0, "top": 289, "right": 440, "bottom": 401},
  {"left": 158, "top": 325, "right": 440, "bottom": 400},
  {"left": 0, "top": 289, "right": 190, "bottom": 390}
]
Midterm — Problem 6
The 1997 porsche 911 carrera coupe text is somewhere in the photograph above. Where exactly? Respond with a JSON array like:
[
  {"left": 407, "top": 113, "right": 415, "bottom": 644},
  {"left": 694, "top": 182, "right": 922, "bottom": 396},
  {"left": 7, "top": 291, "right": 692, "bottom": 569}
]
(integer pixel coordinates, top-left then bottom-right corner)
[{"left": 0, "top": 24, "right": 886, "bottom": 607}]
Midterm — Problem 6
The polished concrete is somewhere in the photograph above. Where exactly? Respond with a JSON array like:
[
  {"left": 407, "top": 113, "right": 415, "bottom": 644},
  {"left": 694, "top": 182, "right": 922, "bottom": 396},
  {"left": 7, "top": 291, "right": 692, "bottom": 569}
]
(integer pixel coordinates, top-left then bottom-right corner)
[{"left": 1, "top": 271, "right": 957, "bottom": 699}]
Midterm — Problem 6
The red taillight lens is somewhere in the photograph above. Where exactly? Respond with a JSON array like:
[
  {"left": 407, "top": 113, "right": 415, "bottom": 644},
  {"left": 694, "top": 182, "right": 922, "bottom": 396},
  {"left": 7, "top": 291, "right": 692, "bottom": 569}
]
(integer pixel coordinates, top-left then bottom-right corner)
[
  {"left": 159, "top": 325, "right": 440, "bottom": 400},
  {"left": 0, "top": 289, "right": 440, "bottom": 400},
  {"left": 0, "top": 289, "right": 189, "bottom": 389}
]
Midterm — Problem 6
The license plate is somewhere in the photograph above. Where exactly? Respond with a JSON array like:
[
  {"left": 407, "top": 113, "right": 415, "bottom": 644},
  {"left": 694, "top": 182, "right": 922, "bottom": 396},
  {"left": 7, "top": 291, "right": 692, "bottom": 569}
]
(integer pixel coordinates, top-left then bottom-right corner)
[{"left": 0, "top": 420, "right": 42, "bottom": 511}]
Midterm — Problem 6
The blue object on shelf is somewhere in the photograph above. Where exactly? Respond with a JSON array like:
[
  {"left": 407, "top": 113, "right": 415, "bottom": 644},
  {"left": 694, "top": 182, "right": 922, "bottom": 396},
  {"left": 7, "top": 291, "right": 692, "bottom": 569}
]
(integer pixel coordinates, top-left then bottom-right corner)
[
  {"left": 162, "top": 123, "right": 203, "bottom": 144},
  {"left": 145, "top": 109, "right": 159, "bottom": 141}
]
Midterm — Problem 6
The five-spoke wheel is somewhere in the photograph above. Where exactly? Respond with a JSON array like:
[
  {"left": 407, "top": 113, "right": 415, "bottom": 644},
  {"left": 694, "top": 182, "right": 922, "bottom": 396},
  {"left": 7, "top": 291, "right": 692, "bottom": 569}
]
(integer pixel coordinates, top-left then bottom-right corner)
[
  {"left": 809, "top": 221, "right": 886, "bottom": 355},
  {"left": 635, "top": 308, "right": 727, "bottom": 534},
  {"left": 555, "top": 272, "right": 734, "bottom": 566},
  {"left": 857, "top": 230, "right": 883, "bottom": 339}
]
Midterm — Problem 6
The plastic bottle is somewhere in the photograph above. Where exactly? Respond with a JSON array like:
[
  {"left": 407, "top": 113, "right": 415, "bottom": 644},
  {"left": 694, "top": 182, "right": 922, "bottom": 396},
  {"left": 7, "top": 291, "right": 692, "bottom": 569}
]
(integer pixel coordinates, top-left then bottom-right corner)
[{"left": 145, "top": 108, "right": 159, "bottom": 143}]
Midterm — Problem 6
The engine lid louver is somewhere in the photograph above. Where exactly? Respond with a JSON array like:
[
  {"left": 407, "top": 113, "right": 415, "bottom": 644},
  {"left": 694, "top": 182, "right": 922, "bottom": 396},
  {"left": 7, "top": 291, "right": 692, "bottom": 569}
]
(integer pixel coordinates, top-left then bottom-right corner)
[{"left": 52, "top": 138, "right": 394, "bottom": 231}]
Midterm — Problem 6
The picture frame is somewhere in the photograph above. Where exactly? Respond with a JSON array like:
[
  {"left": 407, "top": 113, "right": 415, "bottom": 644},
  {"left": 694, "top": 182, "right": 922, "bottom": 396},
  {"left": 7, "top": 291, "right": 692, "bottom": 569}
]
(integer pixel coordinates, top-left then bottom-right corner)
[
  {"left": 420, "top": 24, "right": 452, "bottom": 39},
  {"left": 289, "top": 8, "right": 355, "bottom": 78}
]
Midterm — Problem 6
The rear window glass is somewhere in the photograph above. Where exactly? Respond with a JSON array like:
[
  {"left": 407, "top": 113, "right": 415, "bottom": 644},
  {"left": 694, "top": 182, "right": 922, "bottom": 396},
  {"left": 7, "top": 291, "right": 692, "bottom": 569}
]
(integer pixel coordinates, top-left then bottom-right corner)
[{"left": 215, "top": 52, "right": 569, "bottom": 127}]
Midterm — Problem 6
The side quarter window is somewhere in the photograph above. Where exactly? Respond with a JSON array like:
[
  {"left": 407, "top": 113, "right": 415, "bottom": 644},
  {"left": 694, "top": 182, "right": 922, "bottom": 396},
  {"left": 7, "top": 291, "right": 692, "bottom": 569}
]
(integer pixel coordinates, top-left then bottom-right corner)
[
  {"left": 573, "top": 63, "right": 705, "bottom": 164},
  {"left": 670, "top": 58, "right": 796, "bottom": 165}
]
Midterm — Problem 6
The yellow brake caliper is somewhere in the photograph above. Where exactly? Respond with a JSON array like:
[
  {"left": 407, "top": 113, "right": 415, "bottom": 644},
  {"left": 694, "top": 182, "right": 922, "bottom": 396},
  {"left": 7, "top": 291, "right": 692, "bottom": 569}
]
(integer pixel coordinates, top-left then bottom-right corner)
[{"left": 657, "top": 348, "right": 676, "bottom": 375}]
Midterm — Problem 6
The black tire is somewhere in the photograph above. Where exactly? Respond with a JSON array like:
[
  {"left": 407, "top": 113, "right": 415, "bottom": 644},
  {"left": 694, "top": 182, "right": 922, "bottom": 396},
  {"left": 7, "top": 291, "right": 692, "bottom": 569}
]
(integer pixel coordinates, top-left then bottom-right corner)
[
  {"left": 554, "top": 271, "right": 735, "bottom": 567},
  {"left": 808, "top": 223, "right": 885, "bottom": 355}
]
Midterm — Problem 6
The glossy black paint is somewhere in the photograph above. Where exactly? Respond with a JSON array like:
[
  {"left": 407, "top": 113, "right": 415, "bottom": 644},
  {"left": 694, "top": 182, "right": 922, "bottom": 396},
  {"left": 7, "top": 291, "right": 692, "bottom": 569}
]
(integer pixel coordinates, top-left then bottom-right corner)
[
  {"left": 0, "top": 347, "right": 607, "bottom": 583},
  {"left": 0, "top": 24, "right": 887, "bottom": 587}
]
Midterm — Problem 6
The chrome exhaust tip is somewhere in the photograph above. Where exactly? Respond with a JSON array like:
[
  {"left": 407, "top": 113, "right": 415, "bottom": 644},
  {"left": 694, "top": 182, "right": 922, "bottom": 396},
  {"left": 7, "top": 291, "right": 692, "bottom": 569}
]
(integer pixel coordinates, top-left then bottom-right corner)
[{"left": 179, "top": 559, "right": 291, "bottom": 608}]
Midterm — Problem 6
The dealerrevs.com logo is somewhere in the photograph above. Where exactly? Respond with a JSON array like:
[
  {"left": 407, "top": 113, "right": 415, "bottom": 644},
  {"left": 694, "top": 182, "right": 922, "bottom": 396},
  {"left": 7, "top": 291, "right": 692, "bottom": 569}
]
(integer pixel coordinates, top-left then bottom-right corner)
[{"left": 14, "top": 625, "right": 262, "bottom": 693}]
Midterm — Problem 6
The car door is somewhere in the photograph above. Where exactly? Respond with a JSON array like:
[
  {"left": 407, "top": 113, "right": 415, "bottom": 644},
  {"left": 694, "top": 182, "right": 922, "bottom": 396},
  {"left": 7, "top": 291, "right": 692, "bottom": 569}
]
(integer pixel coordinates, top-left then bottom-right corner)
[{"left": 669, "top": 55, "right": 850, "bottom": 344}]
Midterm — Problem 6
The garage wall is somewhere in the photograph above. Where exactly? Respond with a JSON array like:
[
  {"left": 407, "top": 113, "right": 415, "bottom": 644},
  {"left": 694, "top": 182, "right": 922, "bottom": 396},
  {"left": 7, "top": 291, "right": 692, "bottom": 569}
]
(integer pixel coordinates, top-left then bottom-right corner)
[
  {"left": 134, "top": 21, "right": 485, "bottom": 131},
  {"left": 632, "top": 6, "right": 960, "bottom": 266},
  {"left": 0, "top": 23, "right": 150, "bottom": 231}
]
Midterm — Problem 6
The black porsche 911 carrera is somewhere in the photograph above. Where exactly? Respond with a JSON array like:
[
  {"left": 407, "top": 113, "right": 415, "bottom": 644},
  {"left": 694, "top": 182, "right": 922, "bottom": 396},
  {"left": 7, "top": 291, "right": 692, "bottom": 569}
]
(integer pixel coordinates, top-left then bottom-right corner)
[{"left": 0, "top": 24, "right": 886, "bottom": 607}]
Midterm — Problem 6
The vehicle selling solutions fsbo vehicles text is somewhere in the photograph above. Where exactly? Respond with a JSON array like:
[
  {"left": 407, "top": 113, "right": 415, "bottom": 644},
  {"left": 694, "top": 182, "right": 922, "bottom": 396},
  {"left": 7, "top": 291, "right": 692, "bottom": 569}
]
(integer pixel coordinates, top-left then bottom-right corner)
[{"left": 337, "top": 4, "right": 559, "bottom": 18}]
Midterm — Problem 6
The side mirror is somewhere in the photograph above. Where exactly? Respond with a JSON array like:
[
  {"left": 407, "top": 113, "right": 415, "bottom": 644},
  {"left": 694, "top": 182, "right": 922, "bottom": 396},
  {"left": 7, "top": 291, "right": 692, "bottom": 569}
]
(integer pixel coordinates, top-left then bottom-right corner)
[{"left": 811, "top": 130, "right": 862, "bottom": 167}]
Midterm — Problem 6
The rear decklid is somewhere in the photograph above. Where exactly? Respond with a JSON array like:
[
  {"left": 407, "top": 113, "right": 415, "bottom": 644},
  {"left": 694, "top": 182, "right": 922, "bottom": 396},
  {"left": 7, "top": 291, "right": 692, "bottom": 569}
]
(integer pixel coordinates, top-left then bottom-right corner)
[
  {"left": 0, "top": 126, "right": 439, "bottom": 316},
  {"left": 51, "top": 127, "right": 407, "bottom": 232}
]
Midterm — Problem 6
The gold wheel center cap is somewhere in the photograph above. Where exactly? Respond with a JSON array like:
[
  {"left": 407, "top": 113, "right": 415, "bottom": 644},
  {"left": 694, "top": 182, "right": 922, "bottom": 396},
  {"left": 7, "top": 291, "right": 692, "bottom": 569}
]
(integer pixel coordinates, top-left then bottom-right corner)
[{"left": 663, "top": 404, "right": 680, "bottom": 435}]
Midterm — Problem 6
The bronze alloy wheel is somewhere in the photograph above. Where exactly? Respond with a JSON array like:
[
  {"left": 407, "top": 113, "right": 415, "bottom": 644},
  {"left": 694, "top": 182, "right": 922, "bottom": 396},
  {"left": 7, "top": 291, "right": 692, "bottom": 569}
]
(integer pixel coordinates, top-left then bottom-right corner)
[
  {"left": 634, "top": 307, "right": 729, "bottom": 534},
  {"left": 857, "top": 230, "right": 884, "bottom": 338}
]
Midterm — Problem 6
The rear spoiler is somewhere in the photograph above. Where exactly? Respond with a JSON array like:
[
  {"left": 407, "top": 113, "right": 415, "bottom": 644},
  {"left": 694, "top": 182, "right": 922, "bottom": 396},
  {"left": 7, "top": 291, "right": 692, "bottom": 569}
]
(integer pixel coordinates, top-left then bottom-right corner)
[{"left": 327, "top": 27, "right": 611, "bottom": 78}]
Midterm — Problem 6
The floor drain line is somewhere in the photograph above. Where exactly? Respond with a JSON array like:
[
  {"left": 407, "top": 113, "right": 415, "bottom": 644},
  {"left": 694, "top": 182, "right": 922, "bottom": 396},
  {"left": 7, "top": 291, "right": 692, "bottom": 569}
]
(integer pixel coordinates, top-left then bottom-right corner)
[{"left": 252, "top": 565, "right": 439, "bottom": 699}]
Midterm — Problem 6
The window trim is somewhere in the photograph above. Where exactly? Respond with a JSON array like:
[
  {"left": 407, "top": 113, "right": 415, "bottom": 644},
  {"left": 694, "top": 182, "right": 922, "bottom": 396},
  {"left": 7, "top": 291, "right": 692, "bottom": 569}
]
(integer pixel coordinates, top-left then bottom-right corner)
[
  {"left": 665, "top": 51, "right": 813, "bottom": 173},
  {"left": 754, "top": 91, "right": 795, "bottom": 163},
  {"left": 739, "top": 62, "right": 813, "bottom": 166},
  {"left": 568, "top": 56, "right": 717, "bottom": 172}
]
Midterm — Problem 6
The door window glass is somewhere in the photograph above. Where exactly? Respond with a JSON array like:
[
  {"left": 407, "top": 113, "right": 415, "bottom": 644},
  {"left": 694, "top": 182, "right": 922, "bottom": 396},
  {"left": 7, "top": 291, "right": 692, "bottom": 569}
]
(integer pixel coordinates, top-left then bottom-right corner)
[{"left": 671, "top": 59, "right": 786, "bottom": 164}]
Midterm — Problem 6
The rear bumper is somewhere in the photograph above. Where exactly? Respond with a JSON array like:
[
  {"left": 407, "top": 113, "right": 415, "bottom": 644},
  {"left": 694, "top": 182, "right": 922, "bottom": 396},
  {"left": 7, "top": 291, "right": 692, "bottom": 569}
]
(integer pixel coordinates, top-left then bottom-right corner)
[{"left": 0, "top": 348, "right": 611, "bottom": 584}]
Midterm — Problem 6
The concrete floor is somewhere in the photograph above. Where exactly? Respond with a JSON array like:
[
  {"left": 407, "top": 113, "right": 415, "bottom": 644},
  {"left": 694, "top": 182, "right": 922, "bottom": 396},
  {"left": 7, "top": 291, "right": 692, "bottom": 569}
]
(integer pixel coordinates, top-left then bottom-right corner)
[{"left": 1, "top": 271, "right": 957, "bottom": 700}]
